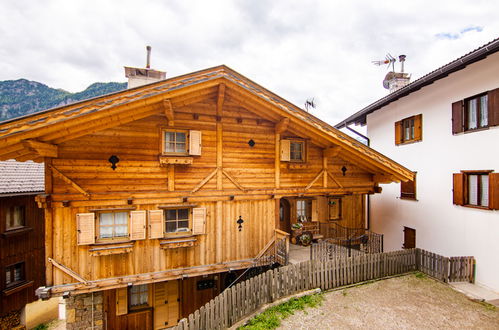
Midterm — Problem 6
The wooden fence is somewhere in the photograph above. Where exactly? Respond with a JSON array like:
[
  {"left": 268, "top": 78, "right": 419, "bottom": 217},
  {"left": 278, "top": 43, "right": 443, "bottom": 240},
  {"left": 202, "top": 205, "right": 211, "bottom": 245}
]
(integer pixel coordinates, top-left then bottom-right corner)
[{"left": 173, "top": 248, "right": 474, "bottom": 329}]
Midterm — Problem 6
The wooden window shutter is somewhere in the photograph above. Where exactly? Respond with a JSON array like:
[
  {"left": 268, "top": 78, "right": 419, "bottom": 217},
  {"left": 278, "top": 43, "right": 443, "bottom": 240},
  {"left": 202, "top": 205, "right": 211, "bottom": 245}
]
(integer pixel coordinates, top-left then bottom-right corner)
[
  {"left": 148, "top": 210, "right": 164, "bottom": 239},
  {"left": 154, "top": 282, "right": 169, "bottom": 328},
  {"left": 452, "top": 100, "right": 464, "bottom": 134},
  {"left": 189, "top": 130, "right": 202, "bottom": 156},
  {"left": 394, "top": 120, "right": 403, "bottom": 145},
  {"left": 414, "top": 114, "right": 423, "bottom": 141},
  {"left": 130, "top": 210, "right": 146, "bottom": 240},
  {"left": 489, "top": 173, "right": 499, "bottom": 210},
  {"left": 487, "top": 88, "right": 499, "bottom": 127},
  {"left": 401, "top": 173, "right": 416, "bottom": 199},
  {"left": 76, "top": 213, "right": 95, "bottom": 245},
  {"left": 311, "top": 199, "right": 318, "bottom": 222},
  {"left": 452, "top": 173, "right": 465, "bottom": 205},
  {"left": 280, "top": 140, "right": 290, "bottom": 161},
  {"left": 116, "top": 287, "right": 128, "bottom": 316},
  {"left": 166, "top": 281, "right": 179, "bottom": 326},
  {"left": 192, "top": 207, "right": 206, "bottom": 235}
]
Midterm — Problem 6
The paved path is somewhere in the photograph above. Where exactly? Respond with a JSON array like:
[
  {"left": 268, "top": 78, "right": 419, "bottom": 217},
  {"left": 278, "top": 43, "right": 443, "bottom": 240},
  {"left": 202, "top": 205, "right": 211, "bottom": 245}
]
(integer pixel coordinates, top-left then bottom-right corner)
[
  {"left": 288, "top": 244, "right": 310, "bottom": 264},
  {"left": 451, "top": 282, "right": 499, "bottom": 307}
]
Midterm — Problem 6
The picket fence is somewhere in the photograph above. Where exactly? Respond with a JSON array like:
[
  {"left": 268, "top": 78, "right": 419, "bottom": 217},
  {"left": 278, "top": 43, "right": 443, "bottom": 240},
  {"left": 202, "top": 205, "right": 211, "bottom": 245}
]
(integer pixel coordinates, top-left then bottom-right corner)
[{"left": 174, "top": 248, "right": 452, "bottom": 330}]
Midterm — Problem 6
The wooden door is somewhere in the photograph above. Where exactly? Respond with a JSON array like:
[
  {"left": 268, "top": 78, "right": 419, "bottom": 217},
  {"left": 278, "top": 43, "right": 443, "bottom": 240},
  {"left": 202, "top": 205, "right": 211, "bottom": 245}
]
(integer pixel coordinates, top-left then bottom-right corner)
[
  {"left": 403, "top": 227, "right": 416, "bottom": 249},
  {"left": 154, "top": 280, "right": 179, "bottom": 329},
  {"left": 279, "top": 199, "right": 291, "bottom": 233}
]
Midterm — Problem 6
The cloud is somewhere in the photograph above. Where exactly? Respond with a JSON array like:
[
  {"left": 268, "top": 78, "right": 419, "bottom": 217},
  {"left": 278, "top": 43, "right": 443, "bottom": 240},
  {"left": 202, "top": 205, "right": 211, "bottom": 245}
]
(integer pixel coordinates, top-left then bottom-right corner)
[{"left": 436, "top": 25, "right": 484, "bottom": 40}]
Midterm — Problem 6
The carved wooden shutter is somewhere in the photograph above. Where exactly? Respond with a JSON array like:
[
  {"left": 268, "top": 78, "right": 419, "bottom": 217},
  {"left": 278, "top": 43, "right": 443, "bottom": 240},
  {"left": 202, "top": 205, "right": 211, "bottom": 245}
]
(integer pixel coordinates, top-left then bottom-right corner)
[
  {"left": 452, "top": 101, "right": 464, "bottom": 134},
  {"left": 414, "top": 114, "right": 423, "bottom": 141},
  {"left": 76, "top": 213, "right": 95, "bottom": 245},
  {"left": 280, "top": 140, "right": 290, "bottom": 161},
  {"left": 192, "top": 207, "right": 206, "bottom": 235},
  {"left": 154, "top": 282, "right": 169, "bottom": 329},
  {"left": 116, "top": 287, "right": 128, "bottom": 316},
  {"left": 453, "top": 173, "right": 465, "bottom": 205},
  {"left": 149, "top": 210, "right": 164, "bottom": 239},
  {"left": 489, "top": 173, "right": 499, "bottom": 210},
  {"left": 130, "top": 211, "right": 146, "bottom": 240},
  {"left": 189, "top": 130, "right": 202, "bottom": 156},
  {"left": 488, "top": 88, "right": 499, "bottom": 127},
  {"left": 394, "top": 120, "right": 403, "bottom": 145}
]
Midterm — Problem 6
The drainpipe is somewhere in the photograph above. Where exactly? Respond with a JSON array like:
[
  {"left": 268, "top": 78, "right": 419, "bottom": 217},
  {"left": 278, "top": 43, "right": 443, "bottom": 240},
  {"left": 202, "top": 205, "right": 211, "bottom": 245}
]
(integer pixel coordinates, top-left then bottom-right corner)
[{"left": 343, "top": 123, "right": 371, "bottom": 230}]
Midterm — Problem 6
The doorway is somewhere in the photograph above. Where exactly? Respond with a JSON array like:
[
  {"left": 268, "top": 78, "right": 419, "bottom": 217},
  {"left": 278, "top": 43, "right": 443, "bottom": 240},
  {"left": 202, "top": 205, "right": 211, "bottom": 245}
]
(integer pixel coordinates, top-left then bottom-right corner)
[{"left": 279, "top": 199, "right": 291, "bottom": 233}]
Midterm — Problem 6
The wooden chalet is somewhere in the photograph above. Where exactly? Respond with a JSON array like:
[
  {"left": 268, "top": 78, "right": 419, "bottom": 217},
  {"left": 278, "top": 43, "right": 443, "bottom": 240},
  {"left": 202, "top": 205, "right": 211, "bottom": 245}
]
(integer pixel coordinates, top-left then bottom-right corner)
[
  {"left": 0, "top": 160, "right": 45, "bottom": 329},
  {"left": 0, "top": 65, "right": 413, "bottom": 329}
]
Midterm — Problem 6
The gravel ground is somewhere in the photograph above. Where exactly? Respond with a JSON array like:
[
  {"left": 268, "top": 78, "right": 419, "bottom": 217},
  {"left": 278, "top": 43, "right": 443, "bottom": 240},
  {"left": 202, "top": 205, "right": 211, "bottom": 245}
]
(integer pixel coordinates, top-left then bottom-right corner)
[{"left": 279, "top": 274, "right": 499, "bottom": 330}]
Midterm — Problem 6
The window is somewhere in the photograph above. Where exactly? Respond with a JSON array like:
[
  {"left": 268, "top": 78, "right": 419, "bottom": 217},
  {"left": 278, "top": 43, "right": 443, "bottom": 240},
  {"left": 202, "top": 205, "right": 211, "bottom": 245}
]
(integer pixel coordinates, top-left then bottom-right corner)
[
  {"left": 6, "top": 205, "right": 25, "bottom": 230},
  {"left": 395, "top": 114, "right": 422, "bottom": 145},
  {"left": 5, "top": 262, "right": 25, "bottom": 288},
  {"left": 401, "top": 173, "right": 417, "bottom": 200},
  {"left": 453, "top": 171, "right": 499, "bottom": 210},
  {"left": 280, "top": 139, "right": 306, "bottom": 162},
  {"left": 403, "top": 227, "right": 416, "bottom": 249},
  {"left": 161, "top": 129, "right": 201, "bottom": 156},
  {"left": 452, "top": 88, "right": 499, "bottom": 134},
  {"left": 296, "top": 199, "right": 312, "bottom": 222},
  {"left": 129, "top": 284, "right": 149, "bottom": 309},
  {"left": 165, "top": 208, "right": 190, "bottom": 234},
  {"left": 98, "top": 211, "right": 129, "bottom": 240},
  {"left": 328, "top": 197, "right": 342, "bottom": 220}
]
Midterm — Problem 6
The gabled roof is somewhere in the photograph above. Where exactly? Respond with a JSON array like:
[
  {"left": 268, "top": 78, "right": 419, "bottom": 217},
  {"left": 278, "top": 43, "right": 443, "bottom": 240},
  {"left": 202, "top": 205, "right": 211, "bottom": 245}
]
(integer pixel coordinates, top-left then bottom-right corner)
[
  {"left": 0, "top": 65, "right": 413, "bottom": 182},
  {"left": 336, "top": 37, "right": 499, "bottom": 128},
  {"left": 0, "top": 160, "right": 44, "bottom": 195}
]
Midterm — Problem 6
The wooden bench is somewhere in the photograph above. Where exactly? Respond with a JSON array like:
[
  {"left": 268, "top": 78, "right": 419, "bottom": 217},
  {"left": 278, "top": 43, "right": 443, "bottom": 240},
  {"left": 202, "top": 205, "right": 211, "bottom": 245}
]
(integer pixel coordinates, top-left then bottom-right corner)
[{"left": 301, "top": 222, "right": 324, "bottom": 241}]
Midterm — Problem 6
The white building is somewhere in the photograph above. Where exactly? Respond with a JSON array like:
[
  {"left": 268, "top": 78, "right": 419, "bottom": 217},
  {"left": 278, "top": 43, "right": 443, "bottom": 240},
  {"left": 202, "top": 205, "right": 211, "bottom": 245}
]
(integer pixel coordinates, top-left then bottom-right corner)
[{"left": 337, "top": 38, "right": 499, "bottom": 292}]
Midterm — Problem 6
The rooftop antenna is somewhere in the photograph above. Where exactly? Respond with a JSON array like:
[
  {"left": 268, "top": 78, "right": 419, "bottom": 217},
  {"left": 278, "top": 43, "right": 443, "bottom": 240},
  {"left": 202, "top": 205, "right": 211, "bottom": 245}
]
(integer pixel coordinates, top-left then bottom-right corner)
[
  {"left": 305, "top": 98, "right": 316, "bottom": 112},
  {"left": 372, "top": 53, "right": 396, "bottom": 71},
  {"left": 146, "top": 45, "right": 151, "bottom": 69}
]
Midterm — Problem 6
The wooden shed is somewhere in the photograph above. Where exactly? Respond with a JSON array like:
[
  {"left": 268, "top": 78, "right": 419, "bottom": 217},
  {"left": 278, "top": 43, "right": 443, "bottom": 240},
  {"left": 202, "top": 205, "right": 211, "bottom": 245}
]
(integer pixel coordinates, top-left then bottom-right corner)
[{"left": 0, "top": 65, "right": 412, "bottom": 329}]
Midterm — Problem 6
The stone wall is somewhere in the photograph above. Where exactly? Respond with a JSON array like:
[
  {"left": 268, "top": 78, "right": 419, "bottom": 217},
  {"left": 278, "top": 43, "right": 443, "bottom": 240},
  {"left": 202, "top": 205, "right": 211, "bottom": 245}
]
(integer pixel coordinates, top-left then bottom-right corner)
[
  {"left": 0, "top": 310, "right": 24, "bottom": 330},
  {"left": 65, "top": 292, "right": 104, "bottom": 330}
]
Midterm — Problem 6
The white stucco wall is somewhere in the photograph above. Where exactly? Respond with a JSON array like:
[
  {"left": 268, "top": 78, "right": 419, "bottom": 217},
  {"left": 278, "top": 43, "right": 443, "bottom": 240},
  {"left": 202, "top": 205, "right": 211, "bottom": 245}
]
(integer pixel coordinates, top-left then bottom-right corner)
[{"left": 366, "top": 52, "right": 499, "bottom": 292}]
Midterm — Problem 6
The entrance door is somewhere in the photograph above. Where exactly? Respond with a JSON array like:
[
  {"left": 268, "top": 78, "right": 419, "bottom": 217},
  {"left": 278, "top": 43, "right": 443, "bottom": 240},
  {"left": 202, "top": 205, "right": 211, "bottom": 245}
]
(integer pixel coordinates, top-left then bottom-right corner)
[
  {"left": 279, "top": 199, "right": 291, "bottom": 233},
  {"left": 403, "top": 227, "right": 416, "bottom": 249},
  {"left": 154, "top": 280, "right": 179, "bottom": 329}
]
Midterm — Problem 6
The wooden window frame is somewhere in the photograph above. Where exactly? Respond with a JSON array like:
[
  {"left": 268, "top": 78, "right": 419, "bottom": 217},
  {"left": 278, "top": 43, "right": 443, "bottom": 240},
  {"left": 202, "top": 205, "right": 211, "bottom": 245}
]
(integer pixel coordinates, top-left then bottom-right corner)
[
  {"left": 395, "top": 114, "right": 422, "bottom": 145},
  {"left": 96, "top": 211, "right": 130, "bottom": 243},
  {"left": 128, "top": 284, "right": 152, "bottom": 311},
  {"left": 464, "top": 93, "right": 488, "bottom": 132},
  {"left": 289, "top": 139, "right": 306, "bottom": 162},
  {"left": 400, "top": 173, "right": 417, "bottom": 200},
  {"left": 164, "top": 208, "right": 192, "bottom": 237},
  {"left": 453, "top": 170, "right": 499, "bottom": 210},
  {"left": 160, "top": 128, "right": 189, "bottom": 156},
  {"left": 5, "top": 205, "right": 26, "bottom": 231},
  {"left": 5, "top": 262, "right": 26, "bottom": 288},
  {"left": 463, "top": 171, "right": 491, "bottom": 209},
  {"left": 296, "top": 199, "right": 312, "bottom": 222},
  {"left": 328, "top": 197, "right": 342, "bottom": 221}
]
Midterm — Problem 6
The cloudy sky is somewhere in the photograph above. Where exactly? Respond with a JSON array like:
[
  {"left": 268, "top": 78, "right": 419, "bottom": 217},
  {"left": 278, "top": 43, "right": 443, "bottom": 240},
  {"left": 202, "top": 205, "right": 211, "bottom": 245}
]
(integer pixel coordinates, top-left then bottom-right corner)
[{"left": 0, "top": 0, "right": 497, "bottom": 126}]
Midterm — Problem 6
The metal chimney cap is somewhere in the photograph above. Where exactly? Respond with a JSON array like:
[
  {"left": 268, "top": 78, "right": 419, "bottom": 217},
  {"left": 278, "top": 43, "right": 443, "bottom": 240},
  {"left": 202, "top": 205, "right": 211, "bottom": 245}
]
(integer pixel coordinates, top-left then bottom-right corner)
[{"left": 399, "top": 55, "right": 407, "bottom": 61}]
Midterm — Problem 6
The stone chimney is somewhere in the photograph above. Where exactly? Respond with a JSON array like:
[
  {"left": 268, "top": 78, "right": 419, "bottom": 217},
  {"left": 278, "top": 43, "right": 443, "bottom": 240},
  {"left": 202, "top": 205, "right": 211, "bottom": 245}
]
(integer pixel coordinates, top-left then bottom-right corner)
[
  {"left": 124, "top": 46, "right": 166, "bottom": 88},
  {"left": 382, "top": 55, "right": 411, "bottom": 93}
]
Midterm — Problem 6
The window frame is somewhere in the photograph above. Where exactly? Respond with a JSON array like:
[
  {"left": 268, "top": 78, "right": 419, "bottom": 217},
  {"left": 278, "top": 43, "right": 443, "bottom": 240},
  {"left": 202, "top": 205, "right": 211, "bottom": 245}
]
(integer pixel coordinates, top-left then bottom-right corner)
[
  {"left": 164, "top": 208, "right": 192, "bottom": 236},
  {"left": 161, "top": 128, "right": 189, "bottom": 156},
  {"left": 96, "top": 211, "right": 130, "bottom": 242},
  {"left": 328, "top": 197, "right": 342, "bottom": 221},
  {"left": 296, "top": 199, "right": 312, "bottom": 222},
  {"left": 400, "top": 173, "right": 417, "bottom": 200},
  {"left": 5, "top": 205, "right": 26, "bottom": 231},
  {"left": 128, "top": 284, "right": 151, "bottom": 311},
  {"left": 463, "top": 171, "right": 491, "bottom": 208},
  {"left": 289, "top": 139, "right": 306, "bottom": 162},
  {"left": 395, "top": 114, "right": 422, "bottom": 145},
  {"left": 5, "top": 262, "right": 26, "bottom": 288},
  {"left": 464, "top": 93, "right": 488, "bottom": 132}
]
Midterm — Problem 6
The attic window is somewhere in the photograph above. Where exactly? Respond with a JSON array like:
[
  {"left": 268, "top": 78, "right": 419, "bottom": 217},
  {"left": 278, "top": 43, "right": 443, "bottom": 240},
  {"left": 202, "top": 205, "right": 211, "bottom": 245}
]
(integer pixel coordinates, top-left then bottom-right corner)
[
  {"left": 160, "top": 129, "right": 202, "bottom": 156},
  {"left": 280, "top": 139, "right": 306, "bottom": 162}
]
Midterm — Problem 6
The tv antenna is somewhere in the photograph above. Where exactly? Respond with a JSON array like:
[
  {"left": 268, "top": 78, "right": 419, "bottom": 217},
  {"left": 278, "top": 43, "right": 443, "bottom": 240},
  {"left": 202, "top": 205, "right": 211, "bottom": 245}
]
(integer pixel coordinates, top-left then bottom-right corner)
[
  {"left": 304, "top": 98, "right": 316, "bottom": 112},
  {"left": 372, "top": 53, "right": 396, "bottom": 72}
]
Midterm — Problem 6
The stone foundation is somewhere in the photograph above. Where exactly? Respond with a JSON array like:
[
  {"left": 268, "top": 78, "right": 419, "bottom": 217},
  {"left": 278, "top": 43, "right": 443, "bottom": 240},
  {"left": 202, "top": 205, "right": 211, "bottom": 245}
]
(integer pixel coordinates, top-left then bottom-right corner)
[
  {"left": 0, "top": 310, "right": 24, "bottom": 330},
  {"left": 65, "top": 292, "right": 104, "bottom": 330}
]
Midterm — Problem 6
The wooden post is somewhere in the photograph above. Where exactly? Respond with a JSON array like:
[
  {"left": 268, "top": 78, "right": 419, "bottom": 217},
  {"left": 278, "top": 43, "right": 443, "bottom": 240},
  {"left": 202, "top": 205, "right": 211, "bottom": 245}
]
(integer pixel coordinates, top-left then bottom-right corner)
[
  {"left": 44, "top": 158, "right": 54, "bottom": 286},
  {"left": 216, "top": 201, "right": 223, "bottom": 263},
  {"left": 322, "top": 152, "right": 328, "bottom": 188},
  {"left": 168, "top": 164, "right": 175, "bottom": 191},
  {"left": 275, "top": 133, "right": 280, "bottom": 189},
  {"left": 216, "top": 84, "right": 225, "bottom": 190}
]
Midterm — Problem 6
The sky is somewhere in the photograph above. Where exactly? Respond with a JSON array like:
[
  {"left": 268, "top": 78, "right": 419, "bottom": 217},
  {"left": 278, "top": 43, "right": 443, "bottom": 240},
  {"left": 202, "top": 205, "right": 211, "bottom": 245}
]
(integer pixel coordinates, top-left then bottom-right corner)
[{"left": 0, "top": 0, "right": 497, "bottom": 127}]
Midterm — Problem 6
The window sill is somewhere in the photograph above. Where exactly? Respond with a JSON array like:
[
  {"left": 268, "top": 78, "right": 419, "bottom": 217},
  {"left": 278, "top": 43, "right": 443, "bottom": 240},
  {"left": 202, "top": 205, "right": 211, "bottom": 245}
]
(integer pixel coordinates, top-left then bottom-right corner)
[
  {"left": 462, "top": 204, "right": 491, "bottom": 210},
  {"left": 397, "top": 139, "right": 422, "bottom": 146},
  {"left": 464, "top": 126, "right": 489, "bottom": 134},
  {"left": 399, "top": 197, "right": 418, "bottom": 201},
  {"left": 159, "top": 155, "right": 193, "bottom": 166},
  {"left": 160, "top": 237, "right": 196, "bottom": 249},
  {"left": 1, "top": 227, "right": 33, "bottom": 238},
  {"left": 288, "top": 163, "right": 309, "bottom": 170},
  {"left": 89, "top": 241, "right": 134, "bottom": 256},
  {"left": 3, "top": 281, "right": 33, "bottom": 296}
]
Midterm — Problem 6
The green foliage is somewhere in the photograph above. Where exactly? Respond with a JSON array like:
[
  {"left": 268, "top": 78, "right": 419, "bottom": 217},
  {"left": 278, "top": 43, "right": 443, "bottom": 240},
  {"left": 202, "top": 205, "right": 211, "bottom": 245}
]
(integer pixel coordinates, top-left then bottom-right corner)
[
  {"left": 33, "top": 324, "right": 48, "bottom": 330},
  {"left": 239, "top": 293, "right": 323, "bottom": 330},
  {"left": 415, "top": 272, "right": 427, "bottom": 279},
  {"left": 0, "top": 79, "right": 127, "bottom": 121}
]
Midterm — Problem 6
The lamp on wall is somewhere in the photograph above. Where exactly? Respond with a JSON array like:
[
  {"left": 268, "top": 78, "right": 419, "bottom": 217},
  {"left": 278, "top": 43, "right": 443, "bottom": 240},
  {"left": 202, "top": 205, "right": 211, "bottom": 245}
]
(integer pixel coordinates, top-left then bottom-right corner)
[{"left": 237, "top": 216, "right": 244, "bottom": 231}]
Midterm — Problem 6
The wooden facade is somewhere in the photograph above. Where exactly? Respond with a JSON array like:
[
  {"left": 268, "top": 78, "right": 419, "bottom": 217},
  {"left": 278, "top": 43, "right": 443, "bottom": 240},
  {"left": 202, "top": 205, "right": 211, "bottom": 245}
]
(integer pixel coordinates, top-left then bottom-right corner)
[
  {"left": 0, "top": 194, "right": 45, "bottom": 317},
  {"left": 0, "top": 65, "right": 413, "bottom": 329}
]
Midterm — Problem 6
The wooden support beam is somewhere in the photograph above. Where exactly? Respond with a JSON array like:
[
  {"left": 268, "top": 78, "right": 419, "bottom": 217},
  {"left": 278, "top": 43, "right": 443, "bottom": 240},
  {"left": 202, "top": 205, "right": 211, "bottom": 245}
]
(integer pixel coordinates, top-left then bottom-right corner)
[
  {"left": 48, "top": 164, "right": 90, "bottom": 198},
  {"left": 21, "top": 139, "right": 58, "bottom": 158},
  {"left": 167, "top": 165, "right": 175, "bottom": 191},
  {"left": 163, "top": 99, "right": 174, "bottom": 126},
  {"left": 324, "top": 146, "right": 341, "bottom": 158},
  {"left": 216, "top": 84, "right": 225, "bottom": 190},
  {"left": 275, "top": 117, "right": 289, "bottom": 134},
  {"left": 222, "top": 169, "right": 246, "bottom": 191},
  {"left": 275, "top": 133, "right": 281, "bottom": 189},
  {"left": 48, "top": 258, "right": 90, "bottom": 285},
  {"left": 216, "top": 84, "right": 226, "bottom": 117},
  {"left": 191, "top": 168, "right": 219, "bottom": 193},
  {"left": 323, "top": 154, "right": 328, "bottom": 188},
  {"left": 326, "top": 170, "right": 344, "bottom": 188},
  {"left": 305, "top": 169, "right": 326, "bottom": 190}
]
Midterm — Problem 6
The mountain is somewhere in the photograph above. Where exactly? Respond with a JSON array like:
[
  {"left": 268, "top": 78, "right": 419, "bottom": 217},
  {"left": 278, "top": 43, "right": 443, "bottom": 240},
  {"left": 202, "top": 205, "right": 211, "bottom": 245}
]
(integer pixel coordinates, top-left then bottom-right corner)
[{"left": 0, "top": 79, "right": 127, "bottom": 121}]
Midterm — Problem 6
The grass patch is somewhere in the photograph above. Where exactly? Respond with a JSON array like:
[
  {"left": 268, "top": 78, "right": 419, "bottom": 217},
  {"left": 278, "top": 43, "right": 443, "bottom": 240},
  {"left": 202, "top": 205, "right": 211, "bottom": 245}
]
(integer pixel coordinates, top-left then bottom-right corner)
[
  {"left": 238, "top": 293, "right": 323, "bottom": 329},
  {"left": 478, "top": 301, "right": 496, "bottom": 311},
  {"left": 414, "top": 272, "right": 427, "bottom": 279},
  {"left": 33, "top": 324, "right": 48, "bottom": 330}
]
